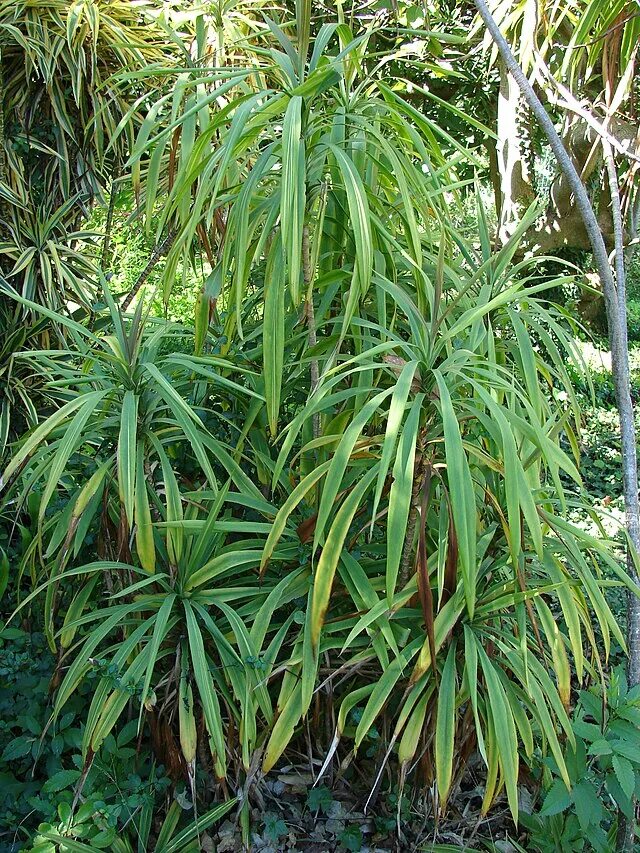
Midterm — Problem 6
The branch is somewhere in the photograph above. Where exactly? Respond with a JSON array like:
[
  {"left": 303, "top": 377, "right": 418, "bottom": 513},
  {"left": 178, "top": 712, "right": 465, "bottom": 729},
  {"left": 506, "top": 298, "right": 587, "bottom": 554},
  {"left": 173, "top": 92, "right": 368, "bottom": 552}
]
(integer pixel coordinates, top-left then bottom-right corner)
[
  {"left": 603, "top": 139, "right": 640, "bottom": 853},
  {"left": 120, "top": 227, "right": 178, "bottom": 312},
  {"left": 534, "top": 53, "right": 640, "bottom": 165}
]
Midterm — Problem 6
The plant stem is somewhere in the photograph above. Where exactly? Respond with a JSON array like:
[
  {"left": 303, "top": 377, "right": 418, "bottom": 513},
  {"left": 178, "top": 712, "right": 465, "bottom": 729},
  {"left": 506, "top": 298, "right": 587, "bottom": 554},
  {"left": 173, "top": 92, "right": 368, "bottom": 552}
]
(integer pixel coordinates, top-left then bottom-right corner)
[
  {"left": 100, "top": 165, "right": 120, "bottom": 273},
  {"left": 121, "top": 226, "right": 178, "bottom": 312}
]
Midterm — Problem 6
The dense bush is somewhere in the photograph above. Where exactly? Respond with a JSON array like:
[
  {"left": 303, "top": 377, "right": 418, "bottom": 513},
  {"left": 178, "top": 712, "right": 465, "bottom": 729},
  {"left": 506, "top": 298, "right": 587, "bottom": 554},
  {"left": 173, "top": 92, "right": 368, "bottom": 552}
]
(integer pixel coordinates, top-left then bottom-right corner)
[{"left": 1, "top": 1, "right": 638, "bottom": 851}]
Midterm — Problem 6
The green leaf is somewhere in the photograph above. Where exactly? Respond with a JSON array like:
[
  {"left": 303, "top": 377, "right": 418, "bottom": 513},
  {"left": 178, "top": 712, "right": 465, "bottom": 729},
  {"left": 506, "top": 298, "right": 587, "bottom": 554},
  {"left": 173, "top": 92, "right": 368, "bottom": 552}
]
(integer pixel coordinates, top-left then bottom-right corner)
[
  {"left": 184, "top": 601, "right": 226, "bottom": 776},
  {"left": 263, "top": 237, "right": 286, "bottom": 437},
  {"left": 117, "top": 390, "right": 138, "bottom": 528},
  {"left": 43, "top": 769, "right": 82, "bottom": 793},
  {"left": 386, "top": 394, "right": 423, "bottom": 602},
  {"left": 339, "top": 824, "right": 363, "bottom": 852},
  {"left": 477, "top": 644, "right": 519, "bottom": 821},
  {"left": 263, "top": 812, "right": 288, "bottom": 841},
  {"left": 1, "top": 737, "right": 34, "bottom": 761},
  {"left": 263, "top": 682, "right": 303, "bottom": 772},
  {"left": 0, "top": 548, "right": 9, "bottom": 601},
  {"left": 310, "top": 467, "right": 377, "bottom": 650},
  {"left": 572, "top": 780, "right": 603, "bottom": 832},
  {"left": 540, "top": 778, "right": 572, "bottom": 817},
  {"left": 370, "top": 359, "right": 418, "bottom": 534},
  {"left": 261, "top": 462, "right": 332, "bottom": 572},
  {"left": 314, "top": 387, "right": 393, "bottom": 554},
  {"left": 328, "top": 144, "right": 373, "bottom": 329},
  {"left": 612, "top": 754, "right": 636, "bottom": 801},
  {"left": 134, "top": 444, "right": 155, "bottom": 574},
  {"left": 307, "top": 785, "right": 334, "bottom": 814},
  {"left": 435, "top": 642, "right": 457, "bottom": 804},
  {"left": 42, "top": 837, "right": 97, "bottom": 853},
  {"left": 588, "top": 738, "right": 612, "bottom": 756},
  {"left": 434, "top": 371, "right": 476, "bottom": 617},
  {"left": 281, "top": 95, "right": 305, "bottom": 303},
  {"left": 159, "top": 799, "right": 237, "bottom": 853},
  {"left": 1, "top": 396, "right": 90, "bottom": 489}
]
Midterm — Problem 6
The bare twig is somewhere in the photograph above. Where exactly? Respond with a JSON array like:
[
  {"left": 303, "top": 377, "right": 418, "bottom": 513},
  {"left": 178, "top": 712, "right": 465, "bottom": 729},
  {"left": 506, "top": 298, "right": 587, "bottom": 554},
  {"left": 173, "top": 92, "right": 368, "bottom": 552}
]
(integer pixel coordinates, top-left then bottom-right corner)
[
  {"left": 121, "top": 226, "right": 178, "bottom": 312},
  {"left": 100, "top": 165, "right": 120, "bottom": 272}
]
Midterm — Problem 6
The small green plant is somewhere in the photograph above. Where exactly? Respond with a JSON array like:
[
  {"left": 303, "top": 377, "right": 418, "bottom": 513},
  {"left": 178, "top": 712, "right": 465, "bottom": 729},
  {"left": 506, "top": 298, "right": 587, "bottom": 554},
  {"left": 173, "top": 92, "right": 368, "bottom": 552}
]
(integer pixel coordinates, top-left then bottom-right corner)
[
  {"left": 0, "top": 625, "right": 175, "bottom": 851},
  {"left": 523, "top": 666, "right": 640, "bottom": 852},
  {"left": 339, "top": 823, "right": 363, "bottom": 852},
  {"left": 307, "top": 785, "right": 334, "bottom": 815},
  {"left": 262, "top": 811, "right": 288, "bottom": 843}
]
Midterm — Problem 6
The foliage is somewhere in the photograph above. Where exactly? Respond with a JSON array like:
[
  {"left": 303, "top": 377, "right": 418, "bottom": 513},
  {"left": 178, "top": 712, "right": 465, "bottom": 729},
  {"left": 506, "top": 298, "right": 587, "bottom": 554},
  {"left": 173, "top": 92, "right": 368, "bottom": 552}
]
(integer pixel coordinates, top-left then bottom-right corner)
[
  {"left": 3, "top": 216, "right": 634, "bottom": 841},
  {"left": 0, "top": 1, "right": 638, "bottom": 851},
  {"left": 0, "top": 623, "right": 174, "bottom": 853},
  {"left": 486, "top": 0, "right": 639, "bottom": 109},
  {"left": 523, "top": 667, "right": 640, "bottom": 852},
  {"left": 0, "top": 0, "right": 170, "bottom": 461},
  {"left": 0, "top": 0, "right": 165, "bottom": 210},
  {"left": 122, "top": 1, "right": 468, "bottom": 333},
  {"left": 87, "top": 192, "right": 200, "bottom": 323},
  {"left": 0, "top": 204, "right": 98, "bottom": 310}
]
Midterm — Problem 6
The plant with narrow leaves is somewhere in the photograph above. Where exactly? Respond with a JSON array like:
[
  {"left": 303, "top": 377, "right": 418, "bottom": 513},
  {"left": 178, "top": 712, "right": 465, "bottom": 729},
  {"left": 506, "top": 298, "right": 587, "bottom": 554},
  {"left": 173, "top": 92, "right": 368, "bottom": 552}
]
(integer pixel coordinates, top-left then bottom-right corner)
[
  {"left": 0, "top": 0, "right": 166, "bottom": 211},
  {"left": 258, "top": 202, "right": 639, "bottom": 820},
  {"left": 122, "top": 4, "right": 470, "bottom": 438},
  {"left": 0, "top": 284, "right": 264, "bottom": 645}
]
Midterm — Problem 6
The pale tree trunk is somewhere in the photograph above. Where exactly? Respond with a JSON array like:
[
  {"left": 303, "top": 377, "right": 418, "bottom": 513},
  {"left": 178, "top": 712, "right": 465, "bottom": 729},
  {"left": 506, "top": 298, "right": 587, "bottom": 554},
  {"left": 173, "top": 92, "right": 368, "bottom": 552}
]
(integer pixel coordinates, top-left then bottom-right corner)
[
  {"left": 495, "top": 98, "right": 602, "bottom": 253},
  {"left": 496, "top": 61, "right": 535, "bottom": 242},
  {"left": 474, "top": 1, "right": 640, "bottom": 847},
  {"left": 604, "top": 139, "right": 640, "bottom": 852},
  {"left": 493, "top": 62, "right": 627, "bottom": 255},
  {"left": 604, "top": 141, "right": 640, "bottom": 684}
]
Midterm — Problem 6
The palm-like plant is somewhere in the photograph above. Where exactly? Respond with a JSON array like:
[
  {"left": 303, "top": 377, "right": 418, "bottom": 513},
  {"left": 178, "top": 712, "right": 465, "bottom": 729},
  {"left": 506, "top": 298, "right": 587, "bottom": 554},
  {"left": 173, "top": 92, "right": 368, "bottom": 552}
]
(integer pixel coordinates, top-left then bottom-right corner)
[
  {"left": 2, "top": 287, "right": 290, "bottom": 823},
  {"left": 40, "top": 491, "right": 304, "bottom": 784},
  {"left": 0, "top": 201, "right": 99, "bottom": 309},
  {"left": 2, "top": 4, "right": 637, "bottom": 842},
  {"left": 256, "top": 207, "right": 635, "bottom": 819},
  {"left": 0, "top": 0, "right": 174, "bottom": 452},
  {"left": 0, "top": 282, "right": 265, "bottom": 612},
  {"left": 0, "top": 0, "right": 166, "bottom": 210},
  {"left": 483, "top": 0, "right": 639, "bottom": 104},
  {"left": 123, "top": 5, "right": 475, "bottom": 431}
]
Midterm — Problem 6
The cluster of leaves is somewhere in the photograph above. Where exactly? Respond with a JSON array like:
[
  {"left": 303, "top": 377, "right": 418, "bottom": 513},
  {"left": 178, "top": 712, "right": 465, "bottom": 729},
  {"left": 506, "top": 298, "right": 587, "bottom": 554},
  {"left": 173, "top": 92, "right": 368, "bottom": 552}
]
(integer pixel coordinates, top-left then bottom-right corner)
[
  {"left": 0, "top": 0, "right": 171, "bottom": 454},
  {"left": 562, "top": 357, "right": 640, "bottom": 511},
  {"left": 0, "top": 623, "right": 176, "bottom": 852},
  {"left": 523, "top": 667, "right": 640, "bottom": 852}
]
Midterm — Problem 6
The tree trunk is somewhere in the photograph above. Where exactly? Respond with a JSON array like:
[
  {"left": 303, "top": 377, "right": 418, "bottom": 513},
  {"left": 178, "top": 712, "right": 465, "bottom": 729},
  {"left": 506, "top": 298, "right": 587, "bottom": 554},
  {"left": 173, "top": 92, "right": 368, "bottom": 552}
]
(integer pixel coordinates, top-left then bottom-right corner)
[
  {"left": 493, "top": 67, "right": 623, "bottom": 255},
  {"left": 604, "top": 138, "right": 640, "bottom": 852},
  {"left": 496, "top": 61, "right": 535, "bottom": 242}
]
